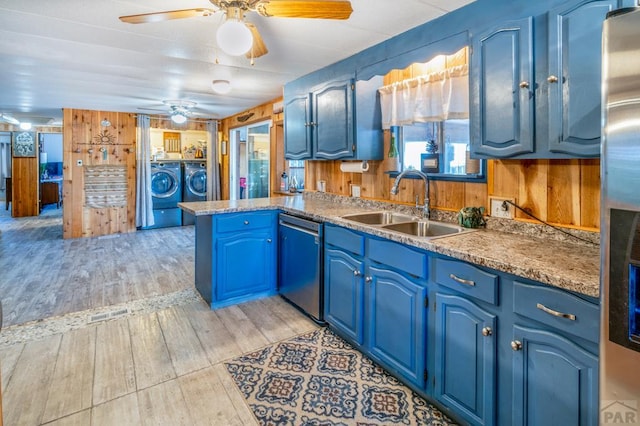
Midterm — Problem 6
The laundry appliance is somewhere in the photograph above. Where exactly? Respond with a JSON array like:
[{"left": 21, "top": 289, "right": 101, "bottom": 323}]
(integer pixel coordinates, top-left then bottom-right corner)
[
  {"left": 182, "top": 161, "right": 207, "bottom": 226},
  {"left": 145, "top": 161, "right": 182, "bottom": 229}
]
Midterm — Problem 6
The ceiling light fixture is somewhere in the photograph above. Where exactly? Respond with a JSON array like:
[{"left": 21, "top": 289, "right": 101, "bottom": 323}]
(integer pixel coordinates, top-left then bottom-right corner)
[
  {"left": 211, "top": 79, "right": 232, "bottom": 94},
  {"left": 216, "top": 8, "right": 253, "bottom": 56},
  {"left": 0, "top": 113, "right": 20, "bottom": 125},
  {"left": 101, "top": 118, "right": 111, "bottom": 127},
  {"left": 19, "top": 122, "right": 32, "bottom": 130},
  {"left": 170, "top": 111, "right": 188, "bottom": 124}
]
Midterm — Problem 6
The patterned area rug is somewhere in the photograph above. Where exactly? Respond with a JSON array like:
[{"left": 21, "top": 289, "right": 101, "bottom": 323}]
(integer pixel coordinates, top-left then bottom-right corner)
[{"left": 224, "top": 327, "right": 456, "bottom": 425}]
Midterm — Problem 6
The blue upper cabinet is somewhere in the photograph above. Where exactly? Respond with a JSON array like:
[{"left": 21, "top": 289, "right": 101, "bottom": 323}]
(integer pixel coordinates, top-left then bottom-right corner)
[
  {"left": 471, "top": 0, "right": 633, "bottom": 159},
  {"left": 313, "top": 78, "right": 354, "bottom": 159},
  {"left": 283, "top": 93, "right": 312, "bottom": 160},
  {"left": 284, "top": 76, "right": 383, "bottom": 161},
  {"left": 547, "top": 0, "right": 627, "bottom": 156},
  {"left": 470, "top": 18, "right": 535, "bottom": 158}
]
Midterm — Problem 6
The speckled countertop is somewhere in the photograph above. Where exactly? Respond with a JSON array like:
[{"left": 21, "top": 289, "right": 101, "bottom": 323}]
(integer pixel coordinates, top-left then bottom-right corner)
[{"left": 179, "top": 194, "right": 600, "bottom": 298}]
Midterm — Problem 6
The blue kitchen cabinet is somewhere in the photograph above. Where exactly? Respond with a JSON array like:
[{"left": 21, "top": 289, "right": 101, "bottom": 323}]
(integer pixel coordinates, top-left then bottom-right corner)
[
  {"left": 283, "top": 93, "right": 312, "bottom": 160},
  {"left": 470, "top": 17, "right": 534, "bottom": 158},
  {"left": 511, "top": 325, "right": 598, "bottom": 426},
  {"left": 471, "top": 0, "right": 633, "bottom": 159},
  {"left": 313, "top": 78, "right": 354, "bottom": 159},
  {"left": 202, "top": 211, "right": 277, "bottom": 308},
  {"left": 324, "top": 247, "right": 365, "bottom": 345},
  {"left": 284, "top": 76, "right": 383, "bottom": 160},
  {"left": 434, "top": 293, "right": 497, "bottom": 426},
  {"left": 368, "top": 265, "right": 427, "bottom": 388},
  {"left": 547, "top": 0, "right": 628, "bottom": 156}
]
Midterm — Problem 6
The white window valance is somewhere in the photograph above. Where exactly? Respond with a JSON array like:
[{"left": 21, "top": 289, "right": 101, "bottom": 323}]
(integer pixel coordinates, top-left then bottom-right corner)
[{"left": 378, "top": 64, "right": 469, "bottom": 129}]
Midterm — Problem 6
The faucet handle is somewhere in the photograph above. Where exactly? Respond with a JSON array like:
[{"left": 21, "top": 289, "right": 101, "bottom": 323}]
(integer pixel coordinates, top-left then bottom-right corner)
[{"left": 415, "top": 195, "right": 420, "bottom": 208}]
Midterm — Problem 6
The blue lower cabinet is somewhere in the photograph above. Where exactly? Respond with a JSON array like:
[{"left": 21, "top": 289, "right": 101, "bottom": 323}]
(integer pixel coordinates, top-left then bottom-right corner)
[
  {"left": 324, "top": 247, "right": 365, "bottom": 345},
  {"left": 511, "top": 325, "right": 598, "bottom": 426},
  {"left": 434, "top": 293, "right": 496, "bottom": 426},
  {"left": 368, "top": 266, "right": 427, "bottom": 388}
]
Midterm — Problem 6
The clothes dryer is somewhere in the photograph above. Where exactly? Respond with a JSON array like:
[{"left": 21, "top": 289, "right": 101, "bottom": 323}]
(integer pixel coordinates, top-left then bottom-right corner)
[
  {"left": 182, "top": 161, "right": 207, "bottom": 226},
  {"left": 145, "top": 161, "right": 182, "bottom": 228}
]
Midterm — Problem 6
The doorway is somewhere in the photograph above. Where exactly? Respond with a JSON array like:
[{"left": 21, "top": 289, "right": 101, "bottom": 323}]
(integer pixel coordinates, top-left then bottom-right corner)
[{"left": 229, "top": 120, "right": 271, "bottom": 200}]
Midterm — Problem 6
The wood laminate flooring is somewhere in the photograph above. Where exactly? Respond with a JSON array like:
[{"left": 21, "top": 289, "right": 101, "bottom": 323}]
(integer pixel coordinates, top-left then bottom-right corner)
[
  {"left": 0, "top": 206, "right": 194, "bottom": 327},
  {"left": 0, "top": 297, "right": 318, "bottom": 425}
]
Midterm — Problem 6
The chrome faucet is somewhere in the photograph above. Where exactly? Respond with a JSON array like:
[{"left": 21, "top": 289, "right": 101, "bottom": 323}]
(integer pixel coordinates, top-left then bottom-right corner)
[{"left": 390, "top": 168, "right": 430, "bottom": 219}]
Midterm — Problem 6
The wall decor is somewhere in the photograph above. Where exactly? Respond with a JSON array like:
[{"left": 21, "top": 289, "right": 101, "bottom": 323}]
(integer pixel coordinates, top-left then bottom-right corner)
[{"left": 12, "top": 131, "right": 36, "bottom": 157}]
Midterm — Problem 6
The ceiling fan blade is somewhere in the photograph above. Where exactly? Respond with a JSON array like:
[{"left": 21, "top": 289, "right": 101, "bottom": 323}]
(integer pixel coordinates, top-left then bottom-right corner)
[
  {"left": 119, "top": 8, "right": 216, "bottom": 24},
  {"left": 255, "top": 0, "right": 353, "bottom": 19},
  {"left": 245, "top": 23, "right": 269, "bottom": 59}
]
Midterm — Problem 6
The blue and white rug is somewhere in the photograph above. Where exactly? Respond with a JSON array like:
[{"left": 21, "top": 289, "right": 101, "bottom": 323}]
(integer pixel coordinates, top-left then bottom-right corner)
[{"left": 225, "top": 327, "right": 456, "bottom": 425}]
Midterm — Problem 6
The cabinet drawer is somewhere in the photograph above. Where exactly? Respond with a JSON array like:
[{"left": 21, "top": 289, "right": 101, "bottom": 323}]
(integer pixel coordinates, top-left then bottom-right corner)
[
  {"left": 513, "top": 281, "right": 599, "bottom": 343},
  {"left": 215, "top": 211, "right": 274, "bottom": 233},
  {"left": 434, "top": 258, "right": 499, "bottom": 305},
  {"left": 325, "top": 225, "right": 365, "bottom": 256},
  {"left": 368, "top": 238, "right": 427, "bottom": 279}
]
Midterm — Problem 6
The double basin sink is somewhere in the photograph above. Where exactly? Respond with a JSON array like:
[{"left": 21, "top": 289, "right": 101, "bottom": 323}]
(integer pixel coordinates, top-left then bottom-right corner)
[{"left": 341, "top": 211, "right": 475, "bottom": 240}]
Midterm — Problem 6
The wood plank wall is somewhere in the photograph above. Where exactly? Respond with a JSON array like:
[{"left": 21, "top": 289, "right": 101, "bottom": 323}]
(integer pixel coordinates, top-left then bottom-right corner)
[
  {"left": 219, "top": 98, "right": 282, "bottom": 200},
  {"left": 305, "top": 48, "right": 601, "bottom": 231},
  {"left": 62, "top": 109, "right": 137, "bottom": 239}
]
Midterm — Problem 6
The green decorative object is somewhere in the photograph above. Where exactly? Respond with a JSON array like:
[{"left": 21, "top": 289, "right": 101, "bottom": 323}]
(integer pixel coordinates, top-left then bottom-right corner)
[
  {"left": 458, "top": 206, "right": 486, "bottom": 228},
  {"left": 388, "top": 133, "right": 398, "bottom": 158}
]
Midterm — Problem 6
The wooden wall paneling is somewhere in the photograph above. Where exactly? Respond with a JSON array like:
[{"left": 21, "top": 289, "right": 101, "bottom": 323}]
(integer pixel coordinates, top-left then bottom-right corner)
[
  {"left": 580, "top": 159, "right": 600, "bottom": 229},
  {"left": 547, "top": 160, "right": 581, "bottom": 226},
  {"left": 11, "top": 157, "right": 39, "bottom": 217},
  {"left": 431, "top": 180, "right": 464, "bottom": 210},
  {"left": 463, "top": 182, "right": 488, "bottom": 209},
  {"left": 516, "top": 160, "right": 548, "bottom": 221},
  {"left": 490, "top": 160, "right": 520, "bottom": 200},
  {"left": 270, "top": 122, "right": 284, "bottom": 196}
]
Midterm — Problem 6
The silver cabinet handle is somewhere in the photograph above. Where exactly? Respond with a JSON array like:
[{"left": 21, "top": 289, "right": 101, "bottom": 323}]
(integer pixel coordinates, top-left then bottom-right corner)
[
  {"left": 266, "top": 238, "right": 272, "bottom": 243},
  {"left": 547, "top": 75, "right": 559, "bottom": 83},
  {"left": 536, "top": 303, "right": 576, "bottom": 321},
  {"left": 482, "top": 327, "right": 492, "bottom": 337},
  {"left": 353, "top": 270, "right": 362, "bottom": 277},
  {"left": 511, "top": 340, "right": 523, "bottom": 351},
  {"left": 519, "top": 81, "right": 530, "bottom": 89},
  {"left": 365, "top": 276, "right": 373, "bottom": 283},
  {"left": 244, "top": 220, "right": 249, "bottom": 225},
  {"left": 449, "top": 273, "right": 475, "bottom": 287}
]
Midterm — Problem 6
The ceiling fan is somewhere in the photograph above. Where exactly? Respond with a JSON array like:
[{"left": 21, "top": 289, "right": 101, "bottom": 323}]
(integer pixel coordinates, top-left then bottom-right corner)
[
  {"left": 119, "top": 0, "right": 353, "bottom": 59},
  {"left": 138, "top": 100, "right": 206, "bottom": 124}
]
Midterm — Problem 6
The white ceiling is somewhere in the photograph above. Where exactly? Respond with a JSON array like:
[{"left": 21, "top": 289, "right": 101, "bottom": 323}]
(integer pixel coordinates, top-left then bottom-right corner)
[{"left": 0, "top": 0, "right": 475, "bottom": 125}]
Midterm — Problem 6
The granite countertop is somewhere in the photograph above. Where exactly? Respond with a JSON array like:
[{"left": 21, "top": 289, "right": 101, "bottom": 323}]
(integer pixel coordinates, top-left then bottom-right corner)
[{"left": 179, "top": 195, "right": 600, "bottom": 298}]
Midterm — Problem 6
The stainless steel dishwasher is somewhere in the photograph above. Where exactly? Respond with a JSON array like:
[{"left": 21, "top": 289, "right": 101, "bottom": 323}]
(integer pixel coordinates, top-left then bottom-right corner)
[{"left": 278, "top": 213, "right": 324, "bottom": 323}]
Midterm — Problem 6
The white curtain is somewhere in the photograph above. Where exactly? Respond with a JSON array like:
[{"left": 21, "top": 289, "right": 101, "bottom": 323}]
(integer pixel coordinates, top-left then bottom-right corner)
[
  {"left": 379, "top": 64, "right": 469, "bottom": 129},
  {"left": 206, "top": 120, "right": 221, "bottom": 201},
  {"left": 135, "top": 115, "right": 154, "bottom": 228},
  {"left": 0, "top": 133, "right": 11, "bottom": 191}
]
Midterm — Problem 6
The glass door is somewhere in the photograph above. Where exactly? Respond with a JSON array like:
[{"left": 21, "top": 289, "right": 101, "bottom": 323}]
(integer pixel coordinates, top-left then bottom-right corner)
[{"left": 229, "top": 121, "right": 270, "bottom": 200}]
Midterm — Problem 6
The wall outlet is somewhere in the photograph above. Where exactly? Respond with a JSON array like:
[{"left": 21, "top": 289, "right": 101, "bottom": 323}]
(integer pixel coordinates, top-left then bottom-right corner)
[
  {"left": 351, "top": 184, "right": 361, "bottom": 198},
  {"left": 489, "top": 196, "right": 515, "bottom": 219}
]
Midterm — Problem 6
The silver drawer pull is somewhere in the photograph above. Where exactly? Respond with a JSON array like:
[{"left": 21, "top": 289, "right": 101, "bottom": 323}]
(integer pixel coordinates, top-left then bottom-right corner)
[
  {"left": 449, "top": 273, "right": 475, "bottom": 287},
  {"left": 536, "top": 303, "right": 576, "bottom": 321}
]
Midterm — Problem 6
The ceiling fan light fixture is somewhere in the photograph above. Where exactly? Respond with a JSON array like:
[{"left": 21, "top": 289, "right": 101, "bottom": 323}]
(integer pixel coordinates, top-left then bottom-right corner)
[
  {"left": 170, "top": 111, "right": 188, "bottom": 124},
  {"left": 19, "top": 122, "right": 32, "bottom": 130},
  {"left": 216, "top": 17, "right": 253, "bottom": 56},
  {"left": 211, "top": 79, "right": 232, "bottom": 94}
]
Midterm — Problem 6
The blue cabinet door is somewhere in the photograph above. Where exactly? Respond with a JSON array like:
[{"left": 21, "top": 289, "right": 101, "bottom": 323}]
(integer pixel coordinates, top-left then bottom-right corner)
[
  {"left": 284, "top": 93, "right": 312, "bottom": 160},
  {"left": 511, "top": 325, "right": 598, "bottom": 426},
  {"left": 313, "top": 79, "right": 354, "bottom": 160},
  {"left": 215, "top": 230, "right": 275, "bottom": 304},
  {"left": 367, "top": 266, "right": 427, "bottom": 388},
  {"left": 435, "top": 293, "right": 496, "bottom": 426},
  {"left": 547, "top": 0, "right": 624, "bottom": 156},
  {"left": 324, "top": 247, "right": 364, "bottom": 345},
  {"left": 470, "top": 17, "right": 534, "bottom": 157}
]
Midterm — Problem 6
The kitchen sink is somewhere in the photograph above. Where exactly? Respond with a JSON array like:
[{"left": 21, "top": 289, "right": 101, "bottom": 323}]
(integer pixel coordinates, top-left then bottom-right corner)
[
  {"left": 341, "top": 211, "right": 416, "bottom": 225},
  {"left": 382, "top": 220, "right": 471, "bottom": 238}
]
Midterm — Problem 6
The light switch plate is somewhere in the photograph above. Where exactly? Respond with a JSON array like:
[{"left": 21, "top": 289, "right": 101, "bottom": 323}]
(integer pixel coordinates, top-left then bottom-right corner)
[{"left": 489, "top": 196, "right": 515, "bottom": 219}]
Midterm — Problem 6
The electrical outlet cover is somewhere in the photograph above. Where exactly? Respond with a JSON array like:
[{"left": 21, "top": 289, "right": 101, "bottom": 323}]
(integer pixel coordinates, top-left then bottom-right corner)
[{"left": 489, "top": 197, "right": 515, "bottom": 219}]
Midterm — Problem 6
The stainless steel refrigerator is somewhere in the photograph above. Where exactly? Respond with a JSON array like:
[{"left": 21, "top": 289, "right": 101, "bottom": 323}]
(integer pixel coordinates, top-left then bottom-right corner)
[{"left": 601, "top": 6, "right": 640, "bottom": 424}]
